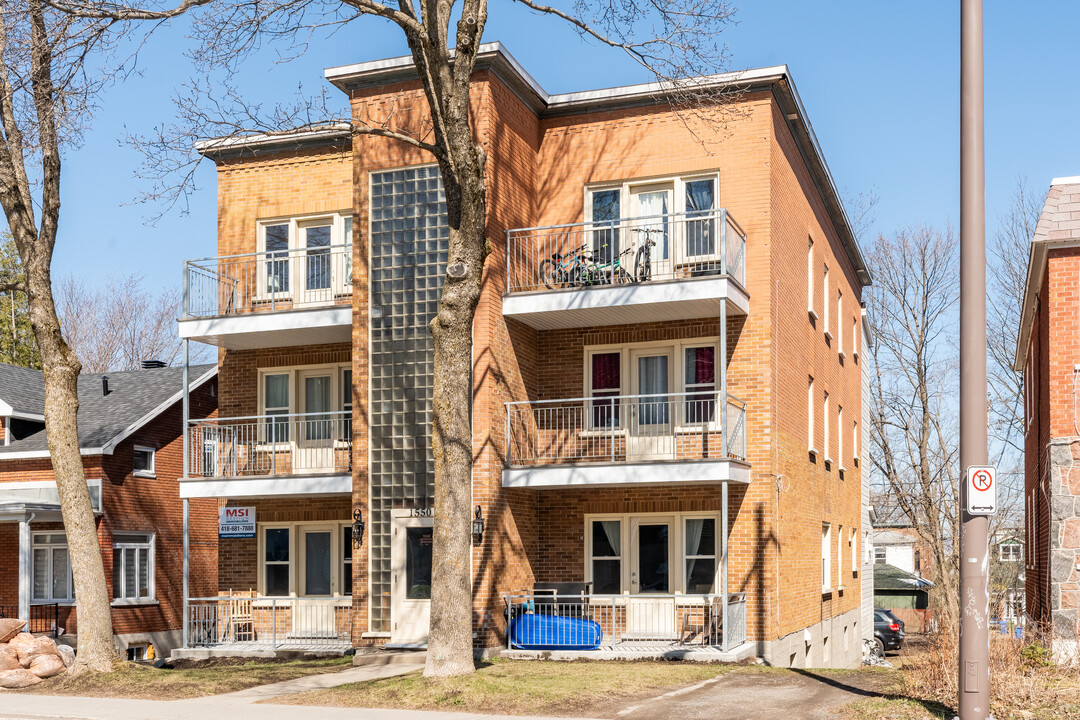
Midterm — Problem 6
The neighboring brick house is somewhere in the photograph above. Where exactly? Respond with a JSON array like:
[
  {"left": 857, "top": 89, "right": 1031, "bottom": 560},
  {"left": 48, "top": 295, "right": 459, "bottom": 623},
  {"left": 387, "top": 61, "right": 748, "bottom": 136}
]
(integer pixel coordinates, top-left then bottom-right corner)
[
  {"left": 178, "top": 43, "right": 871, "bottom": 667},
  {"left": 0, "top": 362, "right": 218, "bottom": 658},
  {"left": 1016, "top": 176, "right": 1080, "bottom": 660}
]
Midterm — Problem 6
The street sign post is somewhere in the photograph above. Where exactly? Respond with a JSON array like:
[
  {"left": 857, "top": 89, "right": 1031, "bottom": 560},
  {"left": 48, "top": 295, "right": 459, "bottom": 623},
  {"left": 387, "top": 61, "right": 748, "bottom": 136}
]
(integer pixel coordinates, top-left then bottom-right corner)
[{"left": 965, "top": 466, "right": 997, "bottom": 515}]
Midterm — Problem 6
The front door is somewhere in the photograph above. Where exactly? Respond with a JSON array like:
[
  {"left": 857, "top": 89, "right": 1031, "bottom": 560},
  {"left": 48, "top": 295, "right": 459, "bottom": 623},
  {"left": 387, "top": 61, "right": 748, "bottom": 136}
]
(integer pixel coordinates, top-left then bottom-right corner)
[
  {"left": 629, "top": 517, "right": 677, "bottom": 639},
  {"left": 294, "top": 527, "right": 336, "bottom": 637},
  {"left": 628, "top": 349, "right": 674, "bottom": 461},
  {"left": 297, "top": 370, "right": 334, "bottom": 473},
  {"left": 631, "top": 186, "right": 673, "bottom": 280},
  {"left": 391, "top": 515, "right": 434, "bottom": 646}
]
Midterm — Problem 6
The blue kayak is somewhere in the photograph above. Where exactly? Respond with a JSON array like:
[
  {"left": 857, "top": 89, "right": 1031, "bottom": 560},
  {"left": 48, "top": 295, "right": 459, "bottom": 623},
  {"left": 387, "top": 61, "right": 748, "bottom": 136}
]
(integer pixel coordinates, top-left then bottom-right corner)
[{"left": 509, "top": 613, "right": 602, "bottom": 650}]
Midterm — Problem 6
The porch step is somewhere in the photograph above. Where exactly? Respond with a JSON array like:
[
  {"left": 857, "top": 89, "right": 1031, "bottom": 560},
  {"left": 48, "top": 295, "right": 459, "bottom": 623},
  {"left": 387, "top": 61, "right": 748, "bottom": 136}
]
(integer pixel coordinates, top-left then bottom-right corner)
[{"left": 352, "top": 650, "right": 427, "bottom": 667}]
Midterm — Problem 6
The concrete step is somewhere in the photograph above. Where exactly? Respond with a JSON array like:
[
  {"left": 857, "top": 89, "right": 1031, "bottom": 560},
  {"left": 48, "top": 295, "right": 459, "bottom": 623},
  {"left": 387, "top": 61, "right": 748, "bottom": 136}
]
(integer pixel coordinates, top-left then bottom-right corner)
[{"left": 352, "top": 649, "right": 427, "bottom": 666}]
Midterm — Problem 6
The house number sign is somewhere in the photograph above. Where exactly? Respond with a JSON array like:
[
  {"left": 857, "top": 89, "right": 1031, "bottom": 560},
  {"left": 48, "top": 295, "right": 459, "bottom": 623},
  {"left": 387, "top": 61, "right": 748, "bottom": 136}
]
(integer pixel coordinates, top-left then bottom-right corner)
[{"left": 410, "top": 507, "right": 434, "bottom": 518}]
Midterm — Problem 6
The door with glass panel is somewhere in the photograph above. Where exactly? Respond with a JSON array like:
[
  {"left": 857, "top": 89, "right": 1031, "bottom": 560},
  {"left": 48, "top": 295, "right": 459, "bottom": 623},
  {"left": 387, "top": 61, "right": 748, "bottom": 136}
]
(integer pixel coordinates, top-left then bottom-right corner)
[
  {"left": 628, "top": 518, "right": 677, "bottom": 639},
  {"left": 298, "top": 220, "right": 333, "bottom": 305},
  {"left": 391, "top": 515, "right": 434, "bottom": 645},
  {"left": 297, "top": 370, "right": 334, "bottom": 473},
  {"left": 295, "top": 527, "right": 336, "bottom": 637},
  {"left": 628, "top": 349, "right": 674, "bottom": 461},
  {"left": 631, "top": 185, "right": 673, "bottom": 280},
  {"left": 683, "top": 178, "right": 718, "bottom": 268}
]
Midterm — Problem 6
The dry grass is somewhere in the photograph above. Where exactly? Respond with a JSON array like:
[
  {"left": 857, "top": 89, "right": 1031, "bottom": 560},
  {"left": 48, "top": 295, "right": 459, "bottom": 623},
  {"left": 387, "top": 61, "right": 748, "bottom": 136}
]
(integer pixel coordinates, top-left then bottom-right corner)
[
  {"left": 271, "top": 659, "right": 729, "bottom": 716},
  {"left": 12, "top": 656, "right": 352, "bottom": 699}
]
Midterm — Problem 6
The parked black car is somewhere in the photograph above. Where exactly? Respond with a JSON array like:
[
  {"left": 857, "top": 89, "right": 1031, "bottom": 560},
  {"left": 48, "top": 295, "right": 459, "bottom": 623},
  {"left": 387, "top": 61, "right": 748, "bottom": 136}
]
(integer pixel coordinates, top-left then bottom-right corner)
[
  {"left": 874, "top": 608, "right": 905, "bottom": 654},
  {"left": 876, "top": 607, "right": 905, "bottom": 633}
]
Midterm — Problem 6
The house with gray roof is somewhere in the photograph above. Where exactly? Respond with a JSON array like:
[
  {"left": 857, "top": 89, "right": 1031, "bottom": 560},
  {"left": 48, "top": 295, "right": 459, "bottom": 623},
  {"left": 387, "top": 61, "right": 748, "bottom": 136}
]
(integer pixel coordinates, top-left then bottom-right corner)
[{"left": 0, "top": 362, "right": 218, "bottom": 659}]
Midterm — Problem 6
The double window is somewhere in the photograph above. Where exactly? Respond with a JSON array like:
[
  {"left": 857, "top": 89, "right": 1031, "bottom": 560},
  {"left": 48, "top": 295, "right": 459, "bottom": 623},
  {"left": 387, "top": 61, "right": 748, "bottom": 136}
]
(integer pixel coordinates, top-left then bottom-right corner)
[
  {"left": 260, "top": 523, "right": 353, "bottom": 597},
  {"left": 258, "top": 213, "right": 353, "bottom": 302},
  {"left": 32, "top": 533, "right": 73, "bottom": 603},
  {"left": 585, "top": 339, "right": 721, "bottom": 429},
  {"left": 112, "top": 533, "right": 154, "bottom": 601}
]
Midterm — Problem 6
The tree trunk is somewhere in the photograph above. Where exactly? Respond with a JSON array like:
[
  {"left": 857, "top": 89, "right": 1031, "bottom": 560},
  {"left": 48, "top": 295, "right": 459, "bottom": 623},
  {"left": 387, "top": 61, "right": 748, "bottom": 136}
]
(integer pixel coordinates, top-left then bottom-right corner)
[{"left": 19, "top": 237, "right": 119, "bottom": 674}]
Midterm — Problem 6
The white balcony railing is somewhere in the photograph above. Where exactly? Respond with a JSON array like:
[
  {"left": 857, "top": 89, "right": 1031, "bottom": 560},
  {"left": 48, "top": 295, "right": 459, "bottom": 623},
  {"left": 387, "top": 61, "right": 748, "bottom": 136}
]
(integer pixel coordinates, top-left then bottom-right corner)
[
  {"left": 503, "top": 592, "right": 747, "bottom": 650},
  {"left": 505, "top": 392, "right": 746, "bottom": 467},
  {"left": 183, "top": 244, "right": 352, "bottom": 318},
  {"left": 186, "top": 596, "right": 352, "bottom": 649},
  {"left": 189, "top": 412, "right": 351, "bottom": 478},
  {"left": 506, "top": 210, "right": 746, "bottom": 294}
]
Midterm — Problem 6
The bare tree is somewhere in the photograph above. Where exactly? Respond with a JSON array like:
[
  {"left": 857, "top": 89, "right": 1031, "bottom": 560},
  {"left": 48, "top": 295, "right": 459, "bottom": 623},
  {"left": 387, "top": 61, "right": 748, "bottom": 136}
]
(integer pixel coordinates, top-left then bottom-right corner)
[
  {"left": 0, "top": 0, "right": 132, "bottom": 672},
  {"left": 57, "top": 273, "right": 207, "bottom": 371},
  {"left": 57, "top": 0, "right": 738, "bottom": 676},
  {"left": 868, "top": 226, "right": 963, "bottom": 631}
]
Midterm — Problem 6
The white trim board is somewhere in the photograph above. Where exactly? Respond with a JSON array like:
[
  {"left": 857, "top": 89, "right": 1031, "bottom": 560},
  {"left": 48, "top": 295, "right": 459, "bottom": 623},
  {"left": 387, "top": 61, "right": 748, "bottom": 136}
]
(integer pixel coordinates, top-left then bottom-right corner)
[
  {"left": 178, "top": 306, "right": 352, "bottom": 349},
  {"left": 179, "top": 474, "right": 352, "bottom": 498},
  {"left": 502, "top": 460, "right": 751, "bottom": 489}
]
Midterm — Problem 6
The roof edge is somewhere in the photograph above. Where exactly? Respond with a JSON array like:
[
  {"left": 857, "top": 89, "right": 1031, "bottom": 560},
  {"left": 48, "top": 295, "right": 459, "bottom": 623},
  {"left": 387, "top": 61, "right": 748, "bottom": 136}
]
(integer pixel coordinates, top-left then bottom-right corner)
[
  {"left": 100, "top": 365, "right": 218, "bottom": 454},
  {"left": 196, "top": 124, "right": 352, "bottom": 160}
]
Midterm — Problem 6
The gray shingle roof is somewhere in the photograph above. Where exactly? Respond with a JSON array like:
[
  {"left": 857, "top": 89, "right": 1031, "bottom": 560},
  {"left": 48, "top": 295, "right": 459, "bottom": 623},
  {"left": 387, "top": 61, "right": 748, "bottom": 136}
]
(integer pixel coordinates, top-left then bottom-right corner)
[
  {"left": 0, "top": 363, "right": 215, "bottom": 454},
  {"left": 0, "top": 363, "right": 46, "bottom": 416},
  {"left": 874, "top": 563, "right": 934, "bottom": 591}
]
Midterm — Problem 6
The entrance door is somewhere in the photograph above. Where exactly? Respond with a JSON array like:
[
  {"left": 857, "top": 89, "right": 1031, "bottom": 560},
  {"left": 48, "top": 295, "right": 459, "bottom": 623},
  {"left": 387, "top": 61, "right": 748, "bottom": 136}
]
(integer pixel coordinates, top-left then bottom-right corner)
[
  {"left": 631, "top": 186, "right": 673, "bottom": 280},
  {"left": 391, "top": 515, "right": 434, "bottom": 646},
  {"left": 629, "top": 517, "right": 677, "bottom": 639},
  {"left": 628, "top": 349, "right": 674, "bottom": 461},
  {"left": 295, "top": 527, "right": 336, "bottom": 637},
  {"left": 297, "top": 370, "right": 334, "bottom": 473}
]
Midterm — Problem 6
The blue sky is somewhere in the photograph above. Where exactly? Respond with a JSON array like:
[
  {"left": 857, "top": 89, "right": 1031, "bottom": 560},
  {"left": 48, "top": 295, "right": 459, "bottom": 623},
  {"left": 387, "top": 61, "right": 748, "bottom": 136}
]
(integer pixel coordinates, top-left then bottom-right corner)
[{"left": 49, "top": 1, "right": 1080, "bottom": 291}]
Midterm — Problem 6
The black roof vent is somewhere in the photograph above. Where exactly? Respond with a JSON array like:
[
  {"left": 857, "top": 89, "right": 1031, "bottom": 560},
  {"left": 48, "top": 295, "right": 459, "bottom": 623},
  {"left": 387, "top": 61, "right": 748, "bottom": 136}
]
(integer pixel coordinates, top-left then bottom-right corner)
[
  {"left": 102, "top": 375, "right": 110, "bottom": 396},
  {"left": 141, "top": 360, "right": 166, "bottom": 369}
]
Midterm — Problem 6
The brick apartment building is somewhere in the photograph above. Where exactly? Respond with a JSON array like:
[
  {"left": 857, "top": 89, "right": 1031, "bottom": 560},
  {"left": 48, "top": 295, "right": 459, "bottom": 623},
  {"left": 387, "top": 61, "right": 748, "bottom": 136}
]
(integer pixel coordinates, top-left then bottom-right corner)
[
  {"left": 1016, "top": 175, "right": 1080, "bottom": 659},
  {"left": 0, "top": 362, "right": 217, "bottom": 658},
  {"left": 177, "top": 43, "right": 872, "bottom": 667}
]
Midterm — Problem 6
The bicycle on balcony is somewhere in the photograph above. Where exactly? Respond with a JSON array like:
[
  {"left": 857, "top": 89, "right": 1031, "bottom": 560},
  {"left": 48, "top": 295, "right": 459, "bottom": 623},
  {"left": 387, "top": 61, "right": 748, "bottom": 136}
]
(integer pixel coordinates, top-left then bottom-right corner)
[
  {"left": 631, "top": 227, "right": 661, "bottom": 283},
  {"left": 538, "top": 244, "right": 592, "bottom": 290}
]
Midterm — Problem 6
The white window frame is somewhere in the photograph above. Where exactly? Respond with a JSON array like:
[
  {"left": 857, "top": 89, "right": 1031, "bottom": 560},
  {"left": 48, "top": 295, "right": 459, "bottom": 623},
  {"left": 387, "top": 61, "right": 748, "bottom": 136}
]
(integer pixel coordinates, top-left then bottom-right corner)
[
  {"left": 853, "top": 419, "right": 860, "bottom": 465},
  {"left": 850, "top": 527, "right": 858, "bottom": 577},
  {"left": 1000, "top": 542, "right": 1021, "bottom": 562},
  {"left": 874, "top": 546, "right": 886, "bottom": 564},
  {"left": 837, "top": 290, "right": 844, "bottom": 359},
  {"left": 808, "top": 376, "right": 818, "bottom": 456},
  {"left": 257, "top": 521, "right": 352, "bottom": 598},
  {"left": 255, "top": 212, "right": 353, "bottom": 301},
  {"left": 133, "top": 445, "right": 156, "bottom": 479},
  {"left": 31, "top": 532, "right": 74, "bottom": 604},
  {"left": 837, "top": 523, "right": 844, "bottom": 590},
  {"left": 807, "top": 238, "right": 817, "bottom": 319},
  {"left": 824, "top": 391, "right": 832, "bottom": 465},
  {"left": 838, "top": 405, "right": 846, "bottom": 473},
  {"left": 823, "top": 264, "right": 832, "bottom": 341},
  {"left": 111, "top": 532, "right": 155, "bottom": 604},
  {"left": 586, "top": 517, "right": 624, "bottom": 594},
  {"left": 822, "top": 523, "right": 832, "bottom": 593},
  {"left": 341, "top": 522, "right": 354, "bottom": 596},
  {"left": 852, "top": 315, "right": 859, "bottom": 361}
]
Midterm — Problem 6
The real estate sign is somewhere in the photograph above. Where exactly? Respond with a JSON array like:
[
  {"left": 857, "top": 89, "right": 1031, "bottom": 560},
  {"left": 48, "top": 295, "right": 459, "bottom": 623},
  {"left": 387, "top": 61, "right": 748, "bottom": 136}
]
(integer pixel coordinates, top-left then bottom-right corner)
[{"left": 219, "top": 506, "right": 256, "bottom": 538}]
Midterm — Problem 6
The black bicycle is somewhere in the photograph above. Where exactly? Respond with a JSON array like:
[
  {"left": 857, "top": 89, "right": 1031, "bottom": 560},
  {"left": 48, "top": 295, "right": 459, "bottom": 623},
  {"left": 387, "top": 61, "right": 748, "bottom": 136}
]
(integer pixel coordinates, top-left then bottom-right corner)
[
  {"left": 632, "top": 227, "right": 661, "bottom": 282},
  {"left": 538, "top": 244, "right": 591, "bottom": 289}
]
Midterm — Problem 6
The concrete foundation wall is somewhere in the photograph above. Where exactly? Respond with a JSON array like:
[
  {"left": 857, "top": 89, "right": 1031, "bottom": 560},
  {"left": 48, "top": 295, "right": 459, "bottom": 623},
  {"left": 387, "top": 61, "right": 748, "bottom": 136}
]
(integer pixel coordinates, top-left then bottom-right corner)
[{"left": 760, "top": 606, "right": 864, "bottom": 669}]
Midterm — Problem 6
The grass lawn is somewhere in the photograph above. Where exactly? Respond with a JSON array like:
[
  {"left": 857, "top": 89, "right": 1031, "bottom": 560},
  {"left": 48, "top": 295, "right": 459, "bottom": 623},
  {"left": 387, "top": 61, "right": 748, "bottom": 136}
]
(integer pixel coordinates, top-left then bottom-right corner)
[
  {"left": 13, "top": 656, "right": 353, "bottom": 700},
  {"left": 271, "top": 659, "right": 730, "bottom": 716}
]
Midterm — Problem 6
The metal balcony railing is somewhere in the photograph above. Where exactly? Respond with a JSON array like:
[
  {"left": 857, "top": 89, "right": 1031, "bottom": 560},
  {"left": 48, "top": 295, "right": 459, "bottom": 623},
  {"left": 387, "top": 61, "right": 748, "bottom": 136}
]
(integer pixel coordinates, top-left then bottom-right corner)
[
  {"left": 186, "top": 596, "right": 352, "bottom": 649},
  {"left": 503, "top": 592, "right": 747, "bottom": 650},
  {"left": 183, "top": 244, "right": 352, "bottom": 318},
  {"left": 189, "top": 412, "right": 352, "bottom": 478},
  {"left": 505, "top": 392, "right": 746, "bottom": 467},
  {"left": 506, "top": 210, "right": 746, "bottom": 294}
]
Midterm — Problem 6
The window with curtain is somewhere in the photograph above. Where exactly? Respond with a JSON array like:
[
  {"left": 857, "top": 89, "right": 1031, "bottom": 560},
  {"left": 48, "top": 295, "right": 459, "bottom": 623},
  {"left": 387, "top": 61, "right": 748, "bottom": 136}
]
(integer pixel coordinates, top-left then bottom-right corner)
[
  {"left": 264, "top": 373, "right": 290, "bottom": 443},
  {"left": 303, "top": 223, "right": 332, "bottom": 292},
  {"left": 634, "top": 190, "right": 670, "bottom": 261},
  {"left": 637, "top": 354, "right": 670, "bottom": 425},
  {"left": 112, "top": 533, "right": 153, "bottom": 600},
  {"left": 591, "top": 189, "right": 621, "bottom": 264},
  {"left": 685, "top": 518, "right": 716, "bottom": 594},
  {"left": 32, "top": 533, "right": 73, "bottom": 602},
  {"left": 590, "top": 352, "right": 622, "bottom": 428},
  {"left": 264, "top": 527, "right": 290, "bottom": 596},
  {"left": 685, "top": 179, "right": 716, "bottom": 258},
  {"left": 684, "top": 346, "right": 716, "bottom": 424},
  {"left": 591, "top": 520, "right": 621, "bottom": 594}
]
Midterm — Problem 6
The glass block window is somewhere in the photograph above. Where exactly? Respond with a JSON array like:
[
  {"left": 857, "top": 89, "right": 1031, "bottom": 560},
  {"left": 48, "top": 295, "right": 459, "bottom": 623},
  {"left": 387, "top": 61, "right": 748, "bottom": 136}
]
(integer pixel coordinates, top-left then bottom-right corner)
[{"left": 368, "top": 165, "right": 448, "bottom": 631}]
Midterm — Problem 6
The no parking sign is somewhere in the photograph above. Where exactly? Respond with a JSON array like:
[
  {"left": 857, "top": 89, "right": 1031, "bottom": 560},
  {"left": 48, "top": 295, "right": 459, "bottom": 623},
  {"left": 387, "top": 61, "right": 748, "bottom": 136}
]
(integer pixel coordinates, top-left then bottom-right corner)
[{"left": 964, "top": 466, "right": 996, "bottom": 515}]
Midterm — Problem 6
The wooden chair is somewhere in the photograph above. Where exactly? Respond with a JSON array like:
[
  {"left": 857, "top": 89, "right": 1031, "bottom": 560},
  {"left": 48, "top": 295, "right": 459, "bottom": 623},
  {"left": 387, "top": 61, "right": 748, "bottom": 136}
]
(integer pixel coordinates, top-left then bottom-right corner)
[{"left": 221, "top": 589, "right": 256, "bottom": 642}]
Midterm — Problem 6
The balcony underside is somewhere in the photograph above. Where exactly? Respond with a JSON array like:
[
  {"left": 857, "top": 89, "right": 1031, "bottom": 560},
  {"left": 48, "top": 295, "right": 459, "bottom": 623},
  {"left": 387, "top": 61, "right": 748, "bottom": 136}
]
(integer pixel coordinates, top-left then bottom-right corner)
[
  {"left": 501, "top": 276, "right": 749, "bottom": 330},
  {"left": 179, "top": 473, "right": 351, "bottom": 499},
  {"left": 502, "top": 459, "right": 751, "bottom": 489},
  {"left": 178, "top": 306, "right": 351, "bottom": 349}
]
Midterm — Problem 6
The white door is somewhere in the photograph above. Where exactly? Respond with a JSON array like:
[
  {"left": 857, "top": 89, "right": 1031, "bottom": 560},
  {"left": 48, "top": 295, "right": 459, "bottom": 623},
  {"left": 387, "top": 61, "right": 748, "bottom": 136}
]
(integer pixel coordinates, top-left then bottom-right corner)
[
  {"left": 294, "top": 527, "right": 337, "bottom": 637},
  {"left": 298, "top": 220, "right": 333, "bottom": 305},
  {"left": 391, "top": 515, "right": 433, "bottom": 646},
  {"left": 631, "top": 186, "right": 673, "bottom": 280},
  {"left": 628, "top": 349, "right": 674, "bottom": 461},
  {"left": 629, "top": 517, "right": 677, "bottom": 639},
  {"left": 297, "top": 370, "right": 334, "bottom": 473}
]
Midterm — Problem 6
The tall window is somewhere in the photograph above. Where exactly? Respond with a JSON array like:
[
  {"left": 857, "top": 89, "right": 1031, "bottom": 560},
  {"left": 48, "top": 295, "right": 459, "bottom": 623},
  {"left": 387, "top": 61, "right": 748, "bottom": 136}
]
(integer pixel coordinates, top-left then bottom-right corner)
[
  {"left": 264, "top": 527, "right": 290, "bottom": 596},
  {"left": 837, "top": 524, "right": 844, "bottom": 587},
  {"left": 852, "top": 316, "right": 859, "bottom": 359},
  {"left": 854, "top": 420, "right": 860, "bottom": 462},
  {"left": 342, "top": 368, "right": 353, "bottom": 441},
  {"left": 112, "top": 533, "right": 153, "bottom": 600},
  {"left": 807, "top": 238, "right": 815, "bottom": 315},
  {"left": 838, "top": 405, "right": 844, "bottom": 471},
  {"left": 685, "top": 179, "right": 717, "bottom": 258},
  {"left": 684, "top": 346, "right": 716, "bottom": 423},
  {"left": 822, "top": 523, "right": 832, "bottom": 590},
  {"left": 808, "top": 376, "right": 815, "bottom": 452},
  {"left": 264, "top": 223, "right": 290, "bottom": 294},
  {"left": 824, "top": 391, "right": 831, "bottom": 463},
  {"left": 342, "top": 526, "right": 353, "bottom": 596},
  {"left": 823, "top": 264, "right": 831, "bottom": 337},
  {"left": 850, "top": 527, "right": 858, "bottom": 574},
  {"left": 264, "top": 373, "right": 290, "bottom": 442},
  {"left": 685, "top": 518, "right": 717, "bottom": 594},
  {"left": 590, "top": 520, "right": 622, "bottom": 594},
  {"left": 837, "top": 291, "right": 843, "bottom": 352},
  {"left": 590, "top": 189, "right": 621, "bottom": 264},
  {"left": 32, "top": 533, "right": 73, "bottom": 602},
  {"left": 590, "top": 352, "right": 622, "bottom": 428}
]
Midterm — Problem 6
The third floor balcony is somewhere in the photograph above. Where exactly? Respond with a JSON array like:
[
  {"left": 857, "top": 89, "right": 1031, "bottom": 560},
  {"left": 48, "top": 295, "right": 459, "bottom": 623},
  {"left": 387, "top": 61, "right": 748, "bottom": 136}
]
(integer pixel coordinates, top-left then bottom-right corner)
[
  {"left": 503, "top": 210, "right": 749, "bottom": 329},
  {"left": 179, "top": 244, "right": 353, "bottom": 349}
]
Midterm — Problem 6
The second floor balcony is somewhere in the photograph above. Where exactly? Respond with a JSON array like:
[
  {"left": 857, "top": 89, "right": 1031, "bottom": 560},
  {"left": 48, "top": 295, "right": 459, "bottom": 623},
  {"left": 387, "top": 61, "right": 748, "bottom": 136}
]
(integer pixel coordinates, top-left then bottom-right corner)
[
  {"left": 180, "top": 412, "right": 352, "bottom": 498},
  {"left": 503, "top": 210, "right": 749, "bottom": 330},
  {"left": 502, "top": 392, "right": 750, "bottom": 489},
  {"left": 179, "top": 245, "right": 353, "bottom": 349}
]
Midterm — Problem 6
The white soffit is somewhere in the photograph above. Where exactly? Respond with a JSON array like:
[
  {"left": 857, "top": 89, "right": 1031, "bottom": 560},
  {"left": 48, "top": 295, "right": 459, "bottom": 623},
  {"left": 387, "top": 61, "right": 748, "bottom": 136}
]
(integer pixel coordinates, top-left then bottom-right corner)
[
  {"left": 178, "top": 306, "right": 352, "bottom": 350},
  {"left": 179, "top": 474, "right": 352, "bottom": 499},
  {"left": 502, "top": 460, "right": 751, "bottom": 489}
]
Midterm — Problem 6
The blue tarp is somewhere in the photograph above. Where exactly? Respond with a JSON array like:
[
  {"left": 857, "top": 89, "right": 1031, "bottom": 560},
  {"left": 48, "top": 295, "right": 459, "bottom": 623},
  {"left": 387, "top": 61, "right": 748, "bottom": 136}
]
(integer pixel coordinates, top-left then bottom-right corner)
[{"left": 509, "top": 613, "right": 603, "bottom": 650}]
